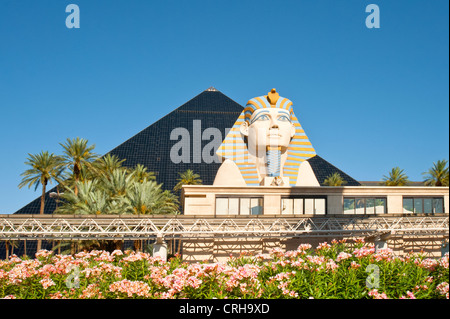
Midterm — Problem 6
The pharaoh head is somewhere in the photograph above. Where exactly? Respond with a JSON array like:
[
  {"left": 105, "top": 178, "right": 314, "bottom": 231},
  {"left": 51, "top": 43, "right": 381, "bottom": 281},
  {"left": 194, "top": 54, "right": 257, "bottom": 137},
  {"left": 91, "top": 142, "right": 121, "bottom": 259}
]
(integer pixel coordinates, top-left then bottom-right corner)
[
  {"left": 215, "top": 89, "right": 316, "bottom": 186},
  {"left": 240, "top": 89, "right": 296, "bottom": 153}
]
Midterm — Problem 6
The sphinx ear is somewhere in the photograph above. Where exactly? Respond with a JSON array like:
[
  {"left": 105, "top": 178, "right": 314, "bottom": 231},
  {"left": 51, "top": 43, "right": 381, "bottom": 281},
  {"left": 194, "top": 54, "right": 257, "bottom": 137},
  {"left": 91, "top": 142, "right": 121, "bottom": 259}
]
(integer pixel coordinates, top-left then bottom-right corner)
[
  {"left": 240, "top": 121, "right": 249, "bottom": 136},
  {"left": 290, "top": 123, "right": 296, "bottom": 138}
]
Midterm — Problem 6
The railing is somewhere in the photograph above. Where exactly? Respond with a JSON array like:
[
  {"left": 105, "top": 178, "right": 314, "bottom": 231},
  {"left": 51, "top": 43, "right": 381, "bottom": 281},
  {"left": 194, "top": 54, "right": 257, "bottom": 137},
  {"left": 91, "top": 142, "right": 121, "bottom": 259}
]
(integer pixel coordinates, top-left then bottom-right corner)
[{"left": 0, "top": 214, "right": 448, "bottom": 240}]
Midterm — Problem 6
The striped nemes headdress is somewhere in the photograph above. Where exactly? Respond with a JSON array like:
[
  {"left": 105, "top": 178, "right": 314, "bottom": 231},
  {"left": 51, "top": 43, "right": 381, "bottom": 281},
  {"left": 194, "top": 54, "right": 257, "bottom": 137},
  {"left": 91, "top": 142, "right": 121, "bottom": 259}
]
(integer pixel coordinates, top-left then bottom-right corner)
[{"left": 216, "top": 89, "right": 316, "bottom": 186}]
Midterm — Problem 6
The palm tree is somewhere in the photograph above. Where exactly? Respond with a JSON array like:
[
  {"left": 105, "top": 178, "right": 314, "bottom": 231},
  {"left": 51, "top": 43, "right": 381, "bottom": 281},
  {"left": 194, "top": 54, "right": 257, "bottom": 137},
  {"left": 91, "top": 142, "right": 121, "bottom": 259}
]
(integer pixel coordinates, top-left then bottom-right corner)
[
  {"left": 159, "top": 190, "right": 180, "bottom": 214},
  {"left": 422, "top": 159, "right": 449, "bottom": 186},
  {"left": 173, "top": 169, "right": 202, "bottom": 191},
  {"left": 56, "top": 176, "right": 179, "bottom": 216},
  {"left": 124, "top": 180, "right": 179, "bottom": 215},
  {"left": 130, "top": 164, "right": 156, "bottom": 183},
  {"left": 91, "top": 154, "right": 126, "bottom": 178},
  {"left": 99, "top": 168, "right": 133, "bottom": 199},
  {"left": 323, "top": 172, "right": 347, "bottom": 186},
  {"left": 56, "top": 180, "right": 126, "bottom": 215},
  {"left": 60, "top": 137, "right": 98, "bottom": 195},
  {"left": 380, "top": 167, "right": 409, "bottom": 186},
  {"left": 18, "top": 151, "right": 63, "bottom": 214},
  {"left": 18, "top": 151, "right": 62, "bottom": 251}
]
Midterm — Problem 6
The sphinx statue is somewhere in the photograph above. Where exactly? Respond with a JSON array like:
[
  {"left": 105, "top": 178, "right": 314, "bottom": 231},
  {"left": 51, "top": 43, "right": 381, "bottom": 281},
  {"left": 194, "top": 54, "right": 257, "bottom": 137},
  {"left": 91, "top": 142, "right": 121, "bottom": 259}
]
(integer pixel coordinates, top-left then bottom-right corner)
[{"left": 214, "top": 89, "right": 318, "bottom": 187}]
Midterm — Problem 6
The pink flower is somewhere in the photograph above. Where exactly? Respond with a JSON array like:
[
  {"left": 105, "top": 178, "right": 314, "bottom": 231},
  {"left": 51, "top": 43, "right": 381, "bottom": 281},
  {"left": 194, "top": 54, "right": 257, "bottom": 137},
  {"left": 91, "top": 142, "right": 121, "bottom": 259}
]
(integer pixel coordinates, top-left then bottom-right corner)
[
  {"left": 368, "top": 289, "right": 388, "bottom": 299},
  {"left": 111, "top": 250, "right": 123, "bottom": 257},
  {"left": 49, "top": 292, "right": 66, "bottom": 299},
  {"left": 418, "top": 258, "right": 439, "bottom": 271},
  {"left": 270, "top": 247, "right": 285, "bottom": 258},
  {"left": 336, "top": 252, "right": 352, "bottom": 262},
  {"left": 35, "top": 250, "right": 53, "bottom": 259},
  {"left": 7, "top": 261, "right": 40, "bottom": 284},
  {"left": 38, "top": 264, "right": 58, "bottom": 277},
  {"left": 94, "top": 251, "right": 114, "bottom": 262},
  {"left": 316, "top": 242, "right": 331, "bottom": 250},
  {"left": 240, "top": 283, "right": 249, "bottom": 294},
  {"left": 8, "top": 255, "right": 22, "bottom": 263},
  {"left": 326, "top": 259, "right": 339, "bottom": 271},
  {"left": 436, "top": 282, "right": 449, "bottom": 299},
  {"left": 281, "top": 289, "right": 298, "bottom": 298},
  {"left": 74, "top": 251, "right": 89, "bottom": 259},
  {"left": 400, "top": 291, "right": 416, "bottom": 299},
  {"left": 159, "top": 291, "right": 175, "bottom": 299},
  {"left": 349, "top": 261, "right": 361, "bottom": 269},
  {"left": 291, "top": 258, "right": 306, "bottom": 268},
  {"left": 353, "top": 246, "right": 375, "bottom": 258},
  {"left": 109, "top": 279, "right": 151, "bottom": 298},
  {"left": 186, "top": 276, "right": 202, "bottom": 289},
  {"left": 80, "top": 284, "right": 104, "bottom": 299},
  {"left": 40, "top": 278, "right": 55, "bottom": 289},
  {"left": 439, "top": 253, "right": 449, "bottom": 269},
  {"left": 297, "top": 244, "right": 312, "bottom": 252},
  {"left": 122, "top": 252, "right": 147, "bottom": 263},
  {"left": 307, "top": 255, "right": 326, "bottom": 265},
  {"left": 373, "top": 248, "right": 394, "bottom": 261}
]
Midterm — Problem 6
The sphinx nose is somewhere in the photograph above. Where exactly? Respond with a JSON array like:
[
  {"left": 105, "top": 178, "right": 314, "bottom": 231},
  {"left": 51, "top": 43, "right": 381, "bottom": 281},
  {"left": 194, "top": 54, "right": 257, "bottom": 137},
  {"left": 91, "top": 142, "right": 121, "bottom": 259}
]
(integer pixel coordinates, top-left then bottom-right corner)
[{"left": 270, "top": 117, "right": 278, "bottom": 129}]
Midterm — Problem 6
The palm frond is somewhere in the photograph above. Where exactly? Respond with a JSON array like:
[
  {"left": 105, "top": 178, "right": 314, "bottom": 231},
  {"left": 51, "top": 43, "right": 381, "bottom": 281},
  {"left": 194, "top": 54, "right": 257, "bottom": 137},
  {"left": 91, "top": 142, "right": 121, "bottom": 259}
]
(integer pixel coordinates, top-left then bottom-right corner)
[
  {"left": 380, "top": 167, "right": 409, "bottom": 186},
  {"left": 422, "top": 159, "right": 449, "bottom": 186},
  {"left": 174, "top": 169, "right": 202, "bottom": 191},
  {"left": 323, "top": 172, "right": 347, "bottom": 186}
]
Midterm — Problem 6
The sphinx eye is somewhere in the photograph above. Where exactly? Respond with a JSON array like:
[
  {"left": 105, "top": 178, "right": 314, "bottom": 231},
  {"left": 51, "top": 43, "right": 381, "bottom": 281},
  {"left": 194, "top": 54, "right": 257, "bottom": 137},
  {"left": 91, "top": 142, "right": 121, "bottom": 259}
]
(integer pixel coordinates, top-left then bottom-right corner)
[
  {"left": 277, "top": 115, "right": 291, "bottom": 122},
  {"left": 254, "top": 114, "right": 270, "bottom": 122}
]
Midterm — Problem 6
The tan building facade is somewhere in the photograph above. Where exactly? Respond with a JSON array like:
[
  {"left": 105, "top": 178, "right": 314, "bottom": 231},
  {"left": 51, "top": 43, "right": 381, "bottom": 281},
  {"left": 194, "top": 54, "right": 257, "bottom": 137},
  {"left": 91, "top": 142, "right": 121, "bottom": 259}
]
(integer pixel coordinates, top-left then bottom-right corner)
[
  {"left": 181, "top": 185, "right": 449, "bottom": 261},
  {"left": 183, "top": 185, "right": 449, "bottom": 216}
]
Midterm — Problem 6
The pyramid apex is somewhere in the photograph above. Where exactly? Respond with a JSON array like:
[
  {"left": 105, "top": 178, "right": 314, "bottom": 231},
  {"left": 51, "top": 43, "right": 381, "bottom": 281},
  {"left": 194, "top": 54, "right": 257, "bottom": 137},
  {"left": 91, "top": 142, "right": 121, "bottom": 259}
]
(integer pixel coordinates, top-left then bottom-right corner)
[{"left": 205, "top": 86, "right": 219, "bottom": 92}]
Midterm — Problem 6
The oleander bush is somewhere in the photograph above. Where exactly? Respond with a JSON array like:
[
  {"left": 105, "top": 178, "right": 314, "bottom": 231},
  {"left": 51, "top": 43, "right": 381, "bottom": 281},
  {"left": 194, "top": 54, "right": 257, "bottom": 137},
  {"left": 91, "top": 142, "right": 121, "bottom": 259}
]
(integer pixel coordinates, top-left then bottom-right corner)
[{"left": 0, "top": 239, "right": 448, "bottom": 299}]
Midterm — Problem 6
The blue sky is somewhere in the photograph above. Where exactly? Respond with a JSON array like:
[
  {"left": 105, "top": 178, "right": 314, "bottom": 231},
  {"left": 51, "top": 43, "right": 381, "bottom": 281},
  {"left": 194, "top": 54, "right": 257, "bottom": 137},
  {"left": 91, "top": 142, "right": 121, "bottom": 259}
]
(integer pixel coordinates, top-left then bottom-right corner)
[{"left": 0, "top": 0, "right": 448, "bottom": 214}]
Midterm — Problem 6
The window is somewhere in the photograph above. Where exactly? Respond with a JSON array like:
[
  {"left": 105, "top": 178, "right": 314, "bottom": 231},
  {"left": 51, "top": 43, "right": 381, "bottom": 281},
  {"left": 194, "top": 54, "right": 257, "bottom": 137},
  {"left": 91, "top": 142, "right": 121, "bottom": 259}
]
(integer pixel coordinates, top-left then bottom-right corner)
[
  {"left": 414, "top": 198, "right": 423, "bottom": 214},
  {"left": 216, "top": 198, "right": 228, "bottom": 215},
  {"left": 281, "top": 197, "right": 327, "bottom": 215},
  {"left": 215, "top": 197, "right": 263, "bottom": 216},
  {"left": 434, "top": 198, "right": 444, "bottom": 214},
  {"left": 315, "top": 198, "right": 326, "bottom": 215},
  {"left": 403, "top": 197, "right": 444, "bottom": 214},
  {"left": 366, "top": 198, "right": 375, "bottom": 215},
  {"left": 251, "top": 198, "right": 263, "bottom": 215},
  {"left": 375, "top": 199, "right": 386, "bottom": 214},
  {"left": 424, "top": 198, "right": 432, "bottom": 214},
  {"left": 403, "top": 198, "right": 413, "bottom": 214},
  {"left": 355, "top": 198, "right": 365, "bottom": 214},
  {"left": 344, "top": 198, "right": 354, "bottom": 214},
  {"left": 343, "top": 197, "right": 386, "bottom": 214}
]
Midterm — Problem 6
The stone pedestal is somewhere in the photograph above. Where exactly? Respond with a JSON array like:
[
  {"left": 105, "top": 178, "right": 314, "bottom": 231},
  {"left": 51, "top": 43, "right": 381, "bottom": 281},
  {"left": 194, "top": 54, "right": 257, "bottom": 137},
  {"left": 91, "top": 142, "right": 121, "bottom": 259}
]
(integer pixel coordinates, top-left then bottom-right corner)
[
  {"left": 375, "top": 240, "right": 387, "bottom": 252},
  {"left": 153, "top": 241, "right": 168, "bottom": 262}
]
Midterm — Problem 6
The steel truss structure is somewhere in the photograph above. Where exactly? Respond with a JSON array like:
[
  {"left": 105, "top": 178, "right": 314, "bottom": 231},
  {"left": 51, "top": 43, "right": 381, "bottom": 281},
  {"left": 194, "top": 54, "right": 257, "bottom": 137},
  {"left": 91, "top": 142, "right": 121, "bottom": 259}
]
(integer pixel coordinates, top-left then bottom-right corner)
[{"left": 0, "top": 215, "right": 448, "bottom": 241}]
